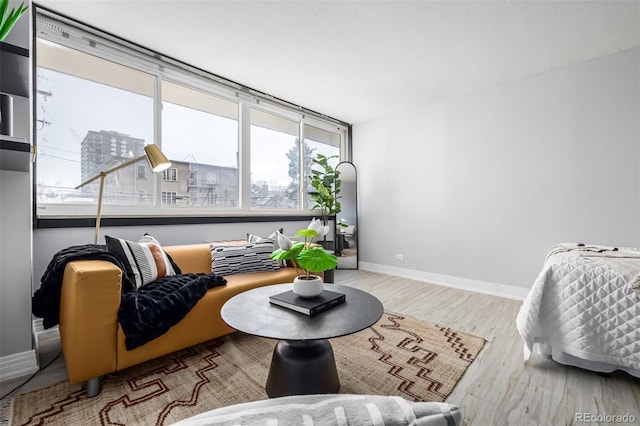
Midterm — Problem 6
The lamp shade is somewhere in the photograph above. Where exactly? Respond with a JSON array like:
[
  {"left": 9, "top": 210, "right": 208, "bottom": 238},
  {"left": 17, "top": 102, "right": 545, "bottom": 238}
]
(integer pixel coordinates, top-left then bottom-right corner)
[{"left": 144, "top": 144, "right": 171, "bottom": 172}]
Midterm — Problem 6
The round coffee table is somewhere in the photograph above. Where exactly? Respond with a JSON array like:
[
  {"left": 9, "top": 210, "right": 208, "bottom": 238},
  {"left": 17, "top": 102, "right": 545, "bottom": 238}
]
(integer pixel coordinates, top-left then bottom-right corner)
[{"left": 221, "top": 283, "right": 383, "bottom": 397}]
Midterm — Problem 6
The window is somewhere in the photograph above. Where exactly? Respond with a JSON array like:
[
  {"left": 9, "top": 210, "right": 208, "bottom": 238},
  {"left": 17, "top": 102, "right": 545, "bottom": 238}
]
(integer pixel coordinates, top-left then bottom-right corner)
[
  {"left": 250, "top": 109, "right": 300, "bottom": 209},
  {"left": 303, "top": 124, "right": 341, "bottom": 208},
  {"left": 162, "top": 81, "right": 238, "bottom": 207},
  {"left": 161, "top": 191, "right": 177, "bottom": 205},
  {"left": 137, "top": 165, "right": 147, "bottom": 180},
  {"left": 36, "top": 37, "right": 154, "bottom": 213},
  {"left": 162, "top": 168, "right": 177, "bottom": 182},
  {"left": 34, "top": 9, "right": 348, "bottom": 222},
  {"left": 206, "top": 193, "right": 218, "bottom": 206}
]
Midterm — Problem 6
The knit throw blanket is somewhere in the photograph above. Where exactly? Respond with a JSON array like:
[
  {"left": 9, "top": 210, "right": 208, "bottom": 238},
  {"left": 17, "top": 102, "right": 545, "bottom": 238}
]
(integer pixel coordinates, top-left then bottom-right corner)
[{"left": 32, "top": 244, "right": 226, "bottom": 350}]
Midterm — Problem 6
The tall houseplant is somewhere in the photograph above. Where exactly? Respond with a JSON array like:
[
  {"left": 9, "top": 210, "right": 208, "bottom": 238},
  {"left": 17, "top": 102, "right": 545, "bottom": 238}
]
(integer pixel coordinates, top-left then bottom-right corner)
[
  {"left": 308, "top": 154, "right": 341, "bottom": 243},
  {"left": 0, "top": 0, "right": 28, "bottom": 42}
]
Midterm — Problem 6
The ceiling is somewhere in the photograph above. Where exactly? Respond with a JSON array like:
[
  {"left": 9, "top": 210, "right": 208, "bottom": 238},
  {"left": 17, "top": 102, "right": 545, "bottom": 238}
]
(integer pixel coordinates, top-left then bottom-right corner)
[{"left": 36, "top": 0, "right": 640, "bottom": 124}]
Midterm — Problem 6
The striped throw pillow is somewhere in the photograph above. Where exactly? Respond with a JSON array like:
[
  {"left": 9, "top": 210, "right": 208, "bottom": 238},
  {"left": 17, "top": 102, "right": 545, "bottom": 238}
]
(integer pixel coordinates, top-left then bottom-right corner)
[
  {"left": 210, "top": 240, "right": 280, "bottom": 276},
  {"left": 106, "top": 234, "right": 177, "bottom": 288}
]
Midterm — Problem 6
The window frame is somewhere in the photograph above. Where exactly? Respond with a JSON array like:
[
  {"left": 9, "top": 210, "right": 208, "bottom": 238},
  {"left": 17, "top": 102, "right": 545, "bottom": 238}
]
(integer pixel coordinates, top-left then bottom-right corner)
[
  {"left": 161, "top": 191, "right": 177, "bottom": 205},
  {"left": 162, "top": 168, "right": 178, "bottom": 182},
  {"left": 33, "top": 7, "right": 350, "bottom": 227},
  {"left": 137, "top": 165, "right": 147, "bottom": 180}
]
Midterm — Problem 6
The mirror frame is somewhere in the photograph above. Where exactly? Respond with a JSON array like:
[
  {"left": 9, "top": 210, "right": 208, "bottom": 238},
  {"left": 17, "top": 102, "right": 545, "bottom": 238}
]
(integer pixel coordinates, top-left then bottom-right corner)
[{"left": 335, "top": 161, "right": 357, "bottom": 270}]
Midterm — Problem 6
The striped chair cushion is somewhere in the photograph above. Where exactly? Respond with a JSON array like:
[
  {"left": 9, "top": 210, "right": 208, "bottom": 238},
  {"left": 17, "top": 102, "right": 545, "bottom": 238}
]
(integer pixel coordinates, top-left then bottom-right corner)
[
  {"left": 210, "top": 240, "right": 281, "bottom": 276},
  {"left": 105, "top": 234, "right": 177, "bottom": 288}
]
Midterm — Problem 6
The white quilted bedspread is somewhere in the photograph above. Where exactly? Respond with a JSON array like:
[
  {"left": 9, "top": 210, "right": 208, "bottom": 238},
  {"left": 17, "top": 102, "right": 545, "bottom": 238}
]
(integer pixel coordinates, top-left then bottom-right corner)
[{"left": 516, "top": 249, "right": 640, "bottom": 373}]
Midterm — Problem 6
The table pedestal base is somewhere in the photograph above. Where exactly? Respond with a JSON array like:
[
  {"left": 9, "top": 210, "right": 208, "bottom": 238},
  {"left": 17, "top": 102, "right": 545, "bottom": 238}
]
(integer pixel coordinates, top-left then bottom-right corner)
[{"left": 266, "top": 339, "right": 340, "bottom": 398}]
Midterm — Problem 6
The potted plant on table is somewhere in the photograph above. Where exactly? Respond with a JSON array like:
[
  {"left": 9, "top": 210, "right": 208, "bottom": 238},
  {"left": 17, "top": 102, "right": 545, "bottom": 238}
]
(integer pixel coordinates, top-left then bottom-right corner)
[{"left": 270, "top": 226, "right": 338, "bottom": 298}]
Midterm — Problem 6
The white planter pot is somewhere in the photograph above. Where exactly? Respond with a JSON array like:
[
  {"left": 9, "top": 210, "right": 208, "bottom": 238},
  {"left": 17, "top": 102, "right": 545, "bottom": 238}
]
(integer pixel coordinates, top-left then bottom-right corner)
[{"left": 293, "top": 275, "right": 324, "bottom": 298}]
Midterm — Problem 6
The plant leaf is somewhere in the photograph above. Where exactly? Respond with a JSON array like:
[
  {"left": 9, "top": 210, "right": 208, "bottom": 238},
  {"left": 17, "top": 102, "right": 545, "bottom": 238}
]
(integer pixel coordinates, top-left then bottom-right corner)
[
  {"left": 0, "top": 1, "right": 27, "bottom": 42},
  {"left": 295, "top": 229, "right": 318, "bottom": 238},
  {"left": 0, "top": 0, "right": 9, "bottom": 28},
  {"left": 296, "top": 247, "right": 338, "bottom": 272},
  {"left": 290, "top": 241, "right": 306, "bottom": 251},
  {"left": 269, "top": 248, "right": 293, "bottom": 260}
]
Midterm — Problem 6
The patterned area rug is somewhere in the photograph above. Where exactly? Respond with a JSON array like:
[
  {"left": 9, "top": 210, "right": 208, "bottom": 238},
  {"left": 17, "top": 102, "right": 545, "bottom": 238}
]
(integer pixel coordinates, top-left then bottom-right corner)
[{"left": 9, "top": 312, "right": 485, "bottom": 425}]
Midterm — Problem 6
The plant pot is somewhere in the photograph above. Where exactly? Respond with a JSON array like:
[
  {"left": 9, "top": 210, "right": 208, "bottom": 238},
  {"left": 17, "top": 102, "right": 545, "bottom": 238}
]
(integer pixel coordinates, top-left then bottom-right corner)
[{"left": 293, "top": 275, "right": 324, "bottom": 298}]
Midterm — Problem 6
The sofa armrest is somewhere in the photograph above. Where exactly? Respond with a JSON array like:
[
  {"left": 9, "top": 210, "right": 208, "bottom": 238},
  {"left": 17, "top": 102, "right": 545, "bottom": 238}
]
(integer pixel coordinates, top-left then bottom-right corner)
[{"left": 59, "top": 260, "right": 121, "bottom": 383}]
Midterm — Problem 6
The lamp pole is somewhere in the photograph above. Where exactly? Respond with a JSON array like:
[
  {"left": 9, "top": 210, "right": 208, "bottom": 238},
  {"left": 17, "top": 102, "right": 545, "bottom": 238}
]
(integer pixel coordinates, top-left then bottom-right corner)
[
  {"left": 75, "top": 144, "right": 171, "bottom": 245},
  {"left": 76, "top": 154, "right": 147, "bottom": 244}
]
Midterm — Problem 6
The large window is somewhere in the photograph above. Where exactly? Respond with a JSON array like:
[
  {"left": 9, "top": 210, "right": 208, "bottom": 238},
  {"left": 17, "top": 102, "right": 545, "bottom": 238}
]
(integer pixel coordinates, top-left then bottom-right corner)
[
  {"left": 250, "top": 109, "right": 300, "bottom": 209},
  {"left": 35, "top": 10, "right": 348, "bottom": 221},
  {"left": 162, "top": 81, "right": 239, "bottom": 208},
  {"left": 36, "top": 39, "right": 155, "bottom": 213},
  {"left": 303, "top": 124, "right": 341, "bottom": 208}
]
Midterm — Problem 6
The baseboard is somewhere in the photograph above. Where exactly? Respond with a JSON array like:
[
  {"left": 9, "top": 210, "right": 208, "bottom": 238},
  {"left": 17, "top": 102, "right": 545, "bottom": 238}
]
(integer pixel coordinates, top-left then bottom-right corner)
[
  {"left": 0, "top": 350, "right": 38, "bottom": 382},
  {"left": 359, "top": 262, "right": 529, "bottom": 301}
]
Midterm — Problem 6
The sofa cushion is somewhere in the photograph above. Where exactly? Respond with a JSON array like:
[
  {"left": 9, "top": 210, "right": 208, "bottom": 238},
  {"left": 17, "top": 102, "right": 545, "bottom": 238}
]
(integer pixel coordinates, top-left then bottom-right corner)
[
  {"left": 169, "top": 394, "right": 461, "bottom": 426},
  {"left": 105, "top": 234, "right": 177, "bottom": 288},
  {"left": 210, "top": 240, "right": 281, "bottom": 276}
]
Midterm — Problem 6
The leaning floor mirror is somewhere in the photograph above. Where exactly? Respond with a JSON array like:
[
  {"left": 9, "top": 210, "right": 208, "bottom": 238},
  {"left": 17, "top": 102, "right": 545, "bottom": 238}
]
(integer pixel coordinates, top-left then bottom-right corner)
[{"left": 335, "top": 161, "right": 358, "bottom": 269}]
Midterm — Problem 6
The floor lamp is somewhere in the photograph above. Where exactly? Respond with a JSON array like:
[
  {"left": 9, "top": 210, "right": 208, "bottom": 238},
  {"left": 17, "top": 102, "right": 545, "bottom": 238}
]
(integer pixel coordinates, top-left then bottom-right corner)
[{"left": 75, "top": 144, "right": 172, "bottom": 244}]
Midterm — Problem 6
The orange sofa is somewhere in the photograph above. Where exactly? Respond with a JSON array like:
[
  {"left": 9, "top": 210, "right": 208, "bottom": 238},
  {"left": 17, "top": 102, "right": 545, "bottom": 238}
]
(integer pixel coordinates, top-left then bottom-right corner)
[{"left": 58, "top": 243, "right": 299, "bottom": 397}]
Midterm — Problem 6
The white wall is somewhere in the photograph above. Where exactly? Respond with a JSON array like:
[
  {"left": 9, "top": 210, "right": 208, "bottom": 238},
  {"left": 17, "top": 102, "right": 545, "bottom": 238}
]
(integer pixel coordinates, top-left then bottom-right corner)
[
  {"left": 1, "top": 168, "right": 32, "bottom": 357},
  {"left": 0, "top": 0, "right": 36, "bottom": 377},
  {"left": 354, "top": 47, "right": 640, "bottom": 292},
  {"left": 32, "top": 220, "right": 313, "bottom": 292}
]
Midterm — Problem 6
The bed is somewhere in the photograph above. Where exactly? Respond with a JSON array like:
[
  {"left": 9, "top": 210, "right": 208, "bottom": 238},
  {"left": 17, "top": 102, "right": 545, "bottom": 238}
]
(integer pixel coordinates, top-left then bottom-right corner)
[{"left": 516, "top": 243, "right": 640, "bottom": 377}]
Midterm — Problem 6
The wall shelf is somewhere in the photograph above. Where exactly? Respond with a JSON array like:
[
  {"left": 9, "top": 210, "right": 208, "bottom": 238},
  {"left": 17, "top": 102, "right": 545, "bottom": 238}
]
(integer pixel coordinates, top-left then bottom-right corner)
[
  {"left": 0, "top": 41, "right": 30, "bottom": 98},
  {"left": 0, "top": 135, "right": 31, "bottom": 172}
]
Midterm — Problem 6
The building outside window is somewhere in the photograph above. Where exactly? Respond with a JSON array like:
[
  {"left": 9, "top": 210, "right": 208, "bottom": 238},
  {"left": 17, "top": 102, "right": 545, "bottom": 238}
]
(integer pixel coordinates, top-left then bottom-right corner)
[{"left": 34, "top": 9, "right": 348, "bottom": 221}]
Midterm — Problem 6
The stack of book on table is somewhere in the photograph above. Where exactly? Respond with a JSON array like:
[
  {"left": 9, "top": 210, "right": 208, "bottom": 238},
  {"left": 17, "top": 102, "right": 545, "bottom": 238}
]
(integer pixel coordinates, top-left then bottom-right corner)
[{"left": 269, "top": 289, "right": 345, "bottom": 316}]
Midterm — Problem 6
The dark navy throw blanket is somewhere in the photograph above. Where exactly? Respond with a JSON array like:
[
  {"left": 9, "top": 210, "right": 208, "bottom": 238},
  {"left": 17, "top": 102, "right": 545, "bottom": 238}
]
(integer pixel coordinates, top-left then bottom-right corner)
[
  {"left": 119, "top": 273, "right": 226, "bottom": 350},
  {"left": 32, "top": 244, "right": 132, "bottom": 329},
  {"left": 32, "top": 244, "right": 226, "bottom": 350}
]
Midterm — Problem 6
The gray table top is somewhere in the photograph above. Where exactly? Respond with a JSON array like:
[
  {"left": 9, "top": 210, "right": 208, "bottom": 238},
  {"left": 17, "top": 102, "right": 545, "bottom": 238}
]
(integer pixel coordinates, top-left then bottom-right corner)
[{"left": 221, "top": 283, "right": 384, "bottom": 341}]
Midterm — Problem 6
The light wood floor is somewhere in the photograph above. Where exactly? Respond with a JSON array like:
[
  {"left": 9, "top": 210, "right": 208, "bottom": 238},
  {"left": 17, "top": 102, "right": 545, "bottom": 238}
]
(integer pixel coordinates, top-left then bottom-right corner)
[{"left": 2, "top": 269, "right": 639, "bottom": 425}]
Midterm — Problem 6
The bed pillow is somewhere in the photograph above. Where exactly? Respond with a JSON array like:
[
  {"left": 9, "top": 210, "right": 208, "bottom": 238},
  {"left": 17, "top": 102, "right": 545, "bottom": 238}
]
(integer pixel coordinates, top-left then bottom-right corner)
[
  {"left": 210, "top": 240, "right": 280, "bottom": 276},
  {"left": 170, "top": 394, "right": 462, "bottom": 426},
  {"left": 106, "top": 234, "right": 177, "bottom": 289}
]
